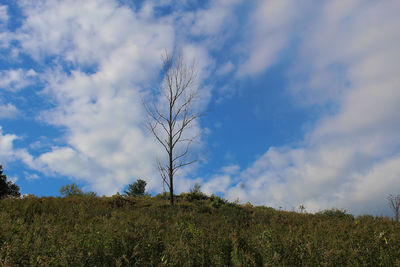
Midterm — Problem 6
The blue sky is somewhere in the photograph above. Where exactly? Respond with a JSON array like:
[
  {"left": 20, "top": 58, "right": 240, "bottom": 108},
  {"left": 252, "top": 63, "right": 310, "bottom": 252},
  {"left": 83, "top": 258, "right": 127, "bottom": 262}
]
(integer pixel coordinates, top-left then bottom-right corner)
[{"left": 0, "top": 0, "right": 399, "bottom": 216}]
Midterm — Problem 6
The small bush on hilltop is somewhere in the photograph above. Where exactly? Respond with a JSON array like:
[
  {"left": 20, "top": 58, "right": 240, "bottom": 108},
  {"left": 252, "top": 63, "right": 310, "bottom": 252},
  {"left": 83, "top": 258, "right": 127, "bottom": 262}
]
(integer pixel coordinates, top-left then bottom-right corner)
[
  {"left": 317, "top": 208, "right": 354, "bottom": 219},
  {"left": 59, "top": 183, "right": 97, "bottom": 198},
  {"left": 59, "top": 183, "right": 83, "bottom": 197},
  {"left": 180, "top": 183, "right": 209, "bottom": 202},
  {"left": 124, "top": 179, "right": 147, "bottom": 197}
]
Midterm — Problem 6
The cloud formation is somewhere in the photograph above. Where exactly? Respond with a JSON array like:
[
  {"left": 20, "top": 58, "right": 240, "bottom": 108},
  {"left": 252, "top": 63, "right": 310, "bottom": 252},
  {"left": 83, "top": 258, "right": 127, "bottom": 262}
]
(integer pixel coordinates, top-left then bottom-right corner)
[
  {"left": 0, "top": 69, "right": 37, "bottom": 92},
  {"left": 12, "top": 0, "right": 178, "bottom": 194},
  {"left": 0, "top": 103, "right": 19, "bottom": 119},
  {"left": 0, "top": 127, "right": 18, "bottom": 162},
  {"left": 224, "top": 0, "right": 400, "bottom": 215},
  {"left": 1, "top": 0, "right": 225, "bottom": 195},
  {"left": 237, "top": 0, "right": 304, "bottom": 77}
]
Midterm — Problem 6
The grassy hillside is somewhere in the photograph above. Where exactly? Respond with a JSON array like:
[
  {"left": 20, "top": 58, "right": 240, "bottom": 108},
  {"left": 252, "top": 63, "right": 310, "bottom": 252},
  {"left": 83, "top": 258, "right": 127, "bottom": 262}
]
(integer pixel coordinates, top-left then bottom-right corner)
[{"left": 0, "top": 194, "right": 399, "bottom": 266}]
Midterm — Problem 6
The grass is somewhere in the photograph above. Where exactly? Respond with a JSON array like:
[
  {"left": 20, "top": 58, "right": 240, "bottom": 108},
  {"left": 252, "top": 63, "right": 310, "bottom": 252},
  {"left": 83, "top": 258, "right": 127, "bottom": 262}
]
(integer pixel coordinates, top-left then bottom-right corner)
[{"left": 0, "top": 193, "right": 399, "bottom": 266}]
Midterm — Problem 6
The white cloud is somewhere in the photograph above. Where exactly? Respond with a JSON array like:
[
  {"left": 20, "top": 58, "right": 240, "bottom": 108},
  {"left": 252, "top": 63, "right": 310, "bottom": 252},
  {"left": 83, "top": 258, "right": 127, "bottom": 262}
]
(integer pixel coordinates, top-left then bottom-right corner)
[
  {"left": 0, "top": 127, "right": 34, "bottom": 169},
  {"left": 181, "top": 44, "right": 214, "bottom": 110},
  {"left": 24, "top": 171, "right": 39, "bottom": 180},
  {"left": 9, "top": 0, "right": 215, "bottom": 195},
  {"left": 0, "top": 5, "right": 8, "bottom": 25},
  {"left": 203, "top": 174, "right": 231, "bottom": 196},
  {"left": 216, "top": 61, "right": 234, "bottom": 76},
  {"left": 0, "top": 32, "right": 10, "bottom": 49},
  {"left": 190, "top": 0, "right": 241, "bottom": 36},
  {"left": 0, "top": 127, "right": 18, "bottom": 162},
  {"left": 237, "top": 0, "right": 305, "bottom": 77},
  {"left": 202, "top": 164, "right": 239, "bottom": 196},
  {"left": 167, "top": 1, "right": 244, "bottom": 105},
  {"left": 0, "top": 69, "right": 37, "bottom": 92},
  {"left": 182, "top": 43, "right": 214, "bottom": 79},
  {"left": 16, "top": 0, "right": 174, "bottom": 69},
  {"left": 220, "top": 164, "right": 240, "bottom": 175},
  {"left": 221, "top": 1, "right": 400, "bottom": 216},
  {"left": 342, "top": 155, "right": 400, "bottom": 215},
  {"left": 0, "top": 103, "right": 19, "bottom": 119},
  {"left": 0, "top": 5, "right": 10, "bottom": 48}
]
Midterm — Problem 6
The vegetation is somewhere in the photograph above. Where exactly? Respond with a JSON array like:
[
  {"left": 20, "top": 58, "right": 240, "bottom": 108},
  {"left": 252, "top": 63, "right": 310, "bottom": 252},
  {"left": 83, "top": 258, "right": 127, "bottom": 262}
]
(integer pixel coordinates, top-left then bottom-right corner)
[
  {"left": 59, "top": 183, "right": 83, "bottom": 197},
  {"left": 59, "top": 183, "right": 97, "bottom": 197},
  {"left": 124, "top": 179, "right": 147, "bottom": 197},
  {"left": 1, "top": 191, "right": 399, "bottom": 266},
  {"left": 0, "top": 165, "right": 20, "bottom": 199}
]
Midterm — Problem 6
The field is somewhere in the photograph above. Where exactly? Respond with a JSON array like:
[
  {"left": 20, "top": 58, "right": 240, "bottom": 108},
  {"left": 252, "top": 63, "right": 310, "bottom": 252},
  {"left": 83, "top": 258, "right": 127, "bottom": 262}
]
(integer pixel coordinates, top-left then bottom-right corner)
[{"left": 1, "top": 193, "right": 399, "bottom": 266}]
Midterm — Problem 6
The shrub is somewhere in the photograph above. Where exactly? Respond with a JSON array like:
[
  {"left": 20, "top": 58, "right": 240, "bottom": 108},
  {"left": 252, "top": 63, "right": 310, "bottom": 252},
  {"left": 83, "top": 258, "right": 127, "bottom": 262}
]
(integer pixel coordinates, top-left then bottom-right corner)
[
  {"left": 59, "top": 183, "right": 97, "bottom": 198},
  {"left": 124, "top": 179, "right": 147, "bottom": 197},
  {"left": 181, "top": 183, "right": 209, "bottom": 202},
  {"left": 209, "top": 194, "right": 227, "bottom": 208},
  {"left": 318, "top": 208, "right": 354, "bottom": 219},
  {"left": 59, "top": 183, "right": 83, "bottom": 197}
]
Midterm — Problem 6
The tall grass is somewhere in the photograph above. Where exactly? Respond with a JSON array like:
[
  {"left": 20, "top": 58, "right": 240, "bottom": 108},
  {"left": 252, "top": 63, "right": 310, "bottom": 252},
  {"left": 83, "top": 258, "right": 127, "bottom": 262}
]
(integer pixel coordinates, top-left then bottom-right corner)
[{"left": 0, "top": 194, "right": 399, "bottom": 266}]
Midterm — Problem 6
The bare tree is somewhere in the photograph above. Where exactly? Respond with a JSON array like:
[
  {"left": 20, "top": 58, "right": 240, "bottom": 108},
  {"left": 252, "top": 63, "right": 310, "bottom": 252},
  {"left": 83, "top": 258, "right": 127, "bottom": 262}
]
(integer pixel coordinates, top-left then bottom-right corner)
[
  {"left": 145, "top": 51, "right": 201, "bottom": 205},
  {"left": 388, "top": 194, "right": 400, "bottom": 222}
]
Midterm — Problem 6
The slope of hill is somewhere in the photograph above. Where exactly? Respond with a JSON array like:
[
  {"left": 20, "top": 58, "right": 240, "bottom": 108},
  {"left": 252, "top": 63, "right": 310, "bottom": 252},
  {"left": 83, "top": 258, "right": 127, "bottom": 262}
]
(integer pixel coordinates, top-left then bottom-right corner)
[{"left": 1, "top": 194, "right": 399, "bottom": 266}]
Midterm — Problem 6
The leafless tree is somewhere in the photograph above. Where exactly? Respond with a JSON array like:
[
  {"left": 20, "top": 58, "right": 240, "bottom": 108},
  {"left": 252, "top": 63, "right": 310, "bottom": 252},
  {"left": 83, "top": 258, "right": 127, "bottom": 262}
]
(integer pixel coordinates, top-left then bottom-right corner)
[
  {"left": 144, "top": 51, "right": 201, "bottom": 205},
  {"left": 388, "top": 194, "right": 400, "bottom": 222}
]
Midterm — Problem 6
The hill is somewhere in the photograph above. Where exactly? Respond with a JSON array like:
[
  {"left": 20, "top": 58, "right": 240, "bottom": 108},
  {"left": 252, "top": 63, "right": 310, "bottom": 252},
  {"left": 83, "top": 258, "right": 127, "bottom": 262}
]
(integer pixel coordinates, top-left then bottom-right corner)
[{"left": 0, "top": 194, "right": 399, "bottom": 266}]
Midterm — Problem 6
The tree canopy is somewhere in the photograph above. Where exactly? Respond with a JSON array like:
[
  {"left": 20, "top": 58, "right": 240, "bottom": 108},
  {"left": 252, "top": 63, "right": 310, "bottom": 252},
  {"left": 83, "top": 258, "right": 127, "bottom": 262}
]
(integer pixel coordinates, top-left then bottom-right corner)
[
  {"left": 0, "top": 165, "right": 20, "bottom": 199},
  {"left": 124, "top": 179, "right": 147, "bottom": 197},
  {"left": 59, "top": 183, "right": 97, "bottom": 197},
  {"left": 59, "top": 183, "right": 83, "bottom": 197}
]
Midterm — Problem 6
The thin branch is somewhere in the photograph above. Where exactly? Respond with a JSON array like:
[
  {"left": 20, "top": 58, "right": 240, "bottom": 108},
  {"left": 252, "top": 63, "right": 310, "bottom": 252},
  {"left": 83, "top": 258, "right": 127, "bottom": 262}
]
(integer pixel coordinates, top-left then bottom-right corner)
[
  {"left": 173, "top": 159, "right": 197, "bottom": 175},
  {"left": 157, "top": 160, "right": 170, "bottom": 188},
  {"left": 148, "top": 122, "right": 170, "bottom": 154}
]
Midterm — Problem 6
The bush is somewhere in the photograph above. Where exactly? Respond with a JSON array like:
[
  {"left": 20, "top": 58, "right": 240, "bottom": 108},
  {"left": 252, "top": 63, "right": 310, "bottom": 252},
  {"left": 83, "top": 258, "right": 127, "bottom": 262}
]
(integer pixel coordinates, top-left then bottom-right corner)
[
  {"left": 124, "top": 179, "right": 147, "bottom": 197},
  {"left": 181, "top": 183, "right": 209, "bottom": 202},
  {"left": 209, "top": 194, "right": 227, "bottom": 208},
  {"left": 59, "top": 183, "right": 97, "bottom": 198},
  {"left": 59, "top": 183, "right": 83, "bottom": 197},
  {"left": 318, "top": 208, "right": 354, "bottom": 219}
]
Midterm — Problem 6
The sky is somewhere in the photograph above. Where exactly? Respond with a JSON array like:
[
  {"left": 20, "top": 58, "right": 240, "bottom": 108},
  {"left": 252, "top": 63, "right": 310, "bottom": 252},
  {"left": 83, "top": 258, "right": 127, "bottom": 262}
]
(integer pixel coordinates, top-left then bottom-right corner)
[{"left": 0, "top": 0, "right": 399, "bottom": 216}]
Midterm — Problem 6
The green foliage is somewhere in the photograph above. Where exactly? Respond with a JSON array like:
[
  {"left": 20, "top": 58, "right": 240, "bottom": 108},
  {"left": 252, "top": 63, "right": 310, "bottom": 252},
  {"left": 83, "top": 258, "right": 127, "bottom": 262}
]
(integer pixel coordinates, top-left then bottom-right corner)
[
  {"left": 0, "top": 196, "right": 399, "bottom": 266},
  {"left": 180, "top": 183, "right": 209, "bottom": 202},
  {"left": 0, "top": 165, "right": 20, "bottom": 199},
  {"left": 59, "top": 183, "right": 83, "bottom": 197},
  {"left": 190, "top": 183, "right": 201, "bottom": 194},
  {"left": 209, "top": 194, "right": 228, "bottom": 208},
  {"left": 85, "top": 191, "right": 97, "bottom": 197},
  {"left": 318, "top": 208, "right": 354, "bottom": 219},
  {"left": 59, "top": 183, "right": 97, "bottom": 198},
  {"left": 154, "top": 191, "right": 170, "bottom": 200},
  {"left": 124, "top": 179, "right": 147, "bottom": 197}
]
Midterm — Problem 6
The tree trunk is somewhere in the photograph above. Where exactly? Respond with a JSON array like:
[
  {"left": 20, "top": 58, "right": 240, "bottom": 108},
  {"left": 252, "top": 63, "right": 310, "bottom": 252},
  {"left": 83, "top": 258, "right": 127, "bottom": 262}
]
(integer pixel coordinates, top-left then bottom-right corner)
[
  {"left": 169, "top": 104, "right": 174, "bottom": 206},
  {"left": 169, "top": 176, "right": 174, "bottom": 205},
  {"left": 169, "top": 162, "right": 174, "bottom": 205}
]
